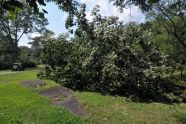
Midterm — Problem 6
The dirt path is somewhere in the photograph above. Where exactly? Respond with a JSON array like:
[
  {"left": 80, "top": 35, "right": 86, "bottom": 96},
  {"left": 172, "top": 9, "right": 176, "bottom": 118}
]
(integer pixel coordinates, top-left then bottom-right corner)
[
  {"left": 22, "top": 80, "right": 86, "bottom": 116},
  {"left": 0, "top": 71, "right": 16, "bottom": 75}
]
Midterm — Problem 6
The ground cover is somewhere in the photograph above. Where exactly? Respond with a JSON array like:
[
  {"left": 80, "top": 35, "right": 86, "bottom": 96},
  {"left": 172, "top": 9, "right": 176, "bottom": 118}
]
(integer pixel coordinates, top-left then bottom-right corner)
[
  {"left": 0, "top": 69, "right": 185, "bottom": 124},
  {"left": 0, "top": 70, "right": 84, "bottom": 124}
]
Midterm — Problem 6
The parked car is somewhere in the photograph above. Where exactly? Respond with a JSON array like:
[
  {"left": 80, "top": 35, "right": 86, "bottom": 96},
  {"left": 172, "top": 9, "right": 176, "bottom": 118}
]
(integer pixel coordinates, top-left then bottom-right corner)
[{"left": 11, "top": 63, "right": 24, "bottom": 71}]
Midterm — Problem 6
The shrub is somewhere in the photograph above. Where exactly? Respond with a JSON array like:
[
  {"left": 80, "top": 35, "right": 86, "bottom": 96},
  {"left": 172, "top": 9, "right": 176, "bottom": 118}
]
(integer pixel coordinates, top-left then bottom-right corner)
[
  {"left": 0, "top": 61, "right": 11, "bottom": 70},
  {"left": 38, "top": 10, "right": 185, "bottom": 102},
  {"left": 22, "top": 61, "right": 37, "bottom": 68}
]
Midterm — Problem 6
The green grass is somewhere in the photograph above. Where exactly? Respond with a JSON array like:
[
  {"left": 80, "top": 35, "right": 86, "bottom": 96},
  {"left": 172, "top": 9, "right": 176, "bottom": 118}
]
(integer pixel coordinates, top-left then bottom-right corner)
[
  {"left": 76, "top": 69, "right": 186, "bottom": 124},
  {"left": 0, "top": 69, "right": 186, "bottom": 124},
  {"left": 77, "top": 92, "right": 186, "bottom": 124},
  {"left": 0, "top": 69, "right": 84, "bottom": 124}
]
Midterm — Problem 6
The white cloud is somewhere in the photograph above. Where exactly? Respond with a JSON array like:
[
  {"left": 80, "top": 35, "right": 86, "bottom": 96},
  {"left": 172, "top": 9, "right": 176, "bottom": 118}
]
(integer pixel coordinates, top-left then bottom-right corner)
[
  {"left": 80, "top": 0, "right": 145, "bottom": 23},
  {"left": 61, "top": 13, "right": 68, "bottom": 22},
  {"left": 29, "top": 32, "right": 41, "bottom": 38}
]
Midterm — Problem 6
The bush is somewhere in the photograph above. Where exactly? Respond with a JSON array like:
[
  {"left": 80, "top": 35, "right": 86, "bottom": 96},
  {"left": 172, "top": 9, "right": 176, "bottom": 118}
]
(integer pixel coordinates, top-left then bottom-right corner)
[
  {"left": 0, "top": 61, "right": 11, "bottom": 70},
  {"left": 22, "top": 61, "right": 37, "bottom": 68},
  {"left": 38, "top": 12, "right": 185, "bottom": 102}
]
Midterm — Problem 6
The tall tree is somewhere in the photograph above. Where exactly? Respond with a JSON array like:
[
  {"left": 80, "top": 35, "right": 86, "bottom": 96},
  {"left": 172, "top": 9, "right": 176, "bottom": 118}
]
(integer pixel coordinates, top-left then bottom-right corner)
[
  {"left": 28, "top": 29, "right": 55, "bottom": 63},
  {"left": 150, "top": 0, "right": 186, "bottom": 49},
  {"left": 0, "top": 3, "right": 48, "bottom": 62},
  {"left": 0, "top": 35, "right": 12, "bottom": 70}
]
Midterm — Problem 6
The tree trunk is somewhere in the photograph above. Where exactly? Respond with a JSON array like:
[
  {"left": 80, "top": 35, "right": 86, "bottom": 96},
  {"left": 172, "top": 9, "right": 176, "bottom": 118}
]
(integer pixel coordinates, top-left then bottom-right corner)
[
  {"left": 10, "top": 39, "right": 19, "bottom": 63},
  {"left": 13, "top": 11, "right": 19, "bottom": 63},
  {"left": 13, "top": 40, "right": 18, "bottom": 63},
  {"left": 10, "top": 39, "right": 15, "bottom": 63}
]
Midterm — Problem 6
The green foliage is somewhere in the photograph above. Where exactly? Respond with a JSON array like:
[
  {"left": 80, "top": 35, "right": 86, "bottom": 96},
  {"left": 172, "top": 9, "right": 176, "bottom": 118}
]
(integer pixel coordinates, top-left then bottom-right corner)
[
  {"left": 42, "top": 36, "right": 72, "bottom": 66},
  {"left": 147, "top": 0, "right": 186, "bottom": 49},
  {"left": 144, "top": 0, "right": 186, "bottom": 81},
  {"left": 38, "top": 6, "right": 185, "bottom": 102},
  {"left": 0, "top": 2, "right": 49, "bottom": 69},
  {"left": 0, "top": 38, "right": 12, "bottom": 70},
  {"left": 21, "top": 61, "right": 37, "bottom": 68},
  {"left": 0, "top": 0, "right": 79, "bottom": 23},
  {"left": 19, "top": 46, "right": 38, "bottom": 65},
  {"left": 0, "top": 2, "right": 48, "bottom": 63}
]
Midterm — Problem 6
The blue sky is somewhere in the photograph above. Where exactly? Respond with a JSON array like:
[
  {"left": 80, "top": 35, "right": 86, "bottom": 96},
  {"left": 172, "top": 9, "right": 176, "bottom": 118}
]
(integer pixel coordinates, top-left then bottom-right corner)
[
  {"left": 19, "top": 2, "right": 67, "bottom": 46},
  {"left": 19, "top": 0, "right": 145, "bottom": 46}
]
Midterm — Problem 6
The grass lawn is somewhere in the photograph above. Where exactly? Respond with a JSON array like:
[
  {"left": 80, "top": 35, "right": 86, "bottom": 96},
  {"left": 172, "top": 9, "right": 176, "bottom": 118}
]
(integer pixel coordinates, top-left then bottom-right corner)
[
  {"left": 0, "top": 69, "right": 186, "bottom": 124},
  {"left": 0, "top": 69, "right": 84, "bottom": 124},
  {"left": 78, "top": 92, "right": 186, "bottom": 124}
]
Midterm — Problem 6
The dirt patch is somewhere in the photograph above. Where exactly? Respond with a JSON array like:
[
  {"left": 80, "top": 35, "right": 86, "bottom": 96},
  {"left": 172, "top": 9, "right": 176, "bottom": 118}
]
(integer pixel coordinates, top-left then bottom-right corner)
[
  {"left": 22, "top": 80, "right": 86, "bottom": 116},
  {"left": 54, "top": 96, "right": 86, "bottom": 116},
  {"left": 22, "top": 80, "right": 46, "bottom": 88},
  {"left": 40, "top": 86, "right": 73, "bottom": 98},
  {"left": 40, "top": 86, "right": 86, "bottom": 116}
]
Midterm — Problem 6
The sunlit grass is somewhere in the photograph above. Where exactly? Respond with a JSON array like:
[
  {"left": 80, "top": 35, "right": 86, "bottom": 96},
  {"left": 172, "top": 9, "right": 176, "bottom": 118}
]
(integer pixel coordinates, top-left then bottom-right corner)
[
  {"left": 0, "top": 69, "right": 84, "bottom": 124},
  {"left": 77, "top": 92, "right": 186, "bottom": 124}
]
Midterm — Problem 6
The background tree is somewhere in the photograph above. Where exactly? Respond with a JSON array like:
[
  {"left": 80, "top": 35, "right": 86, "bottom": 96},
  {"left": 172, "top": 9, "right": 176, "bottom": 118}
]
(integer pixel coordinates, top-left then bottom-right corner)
[
  {"left": 145, "top": 0, "right": 186, "bottom": 79},
  {"left": 28, "top": 29, "right": 55, "bottom": 63},
  {"left": 147, "top": 0, "right": 186, "bottom": 49},
  {"left": 0, "top": 35, "right": 12, "bottom": 70},
  {"left": 19, "top": 46, "right": 36, "bottom": 68},
  {"left": 0, "top": 3, "right": 48, "bottom": 63}
]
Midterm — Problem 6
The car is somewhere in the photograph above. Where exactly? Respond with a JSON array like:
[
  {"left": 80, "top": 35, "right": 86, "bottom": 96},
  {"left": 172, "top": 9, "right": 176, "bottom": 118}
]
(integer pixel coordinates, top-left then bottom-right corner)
[{"left": 11, "top": 63, "right": 25, "bottom": 71}]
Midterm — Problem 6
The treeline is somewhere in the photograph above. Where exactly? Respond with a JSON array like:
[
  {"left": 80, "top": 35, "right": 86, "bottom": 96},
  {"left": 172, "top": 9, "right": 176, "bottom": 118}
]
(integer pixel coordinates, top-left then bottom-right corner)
[
  {"left": 0, "top": 42, "right": 40, "bottom": 70},
  {"left": 0, "top": 32, "right": 44, "bottom": 70},
  {"left": 0, "top": 2, "right": 48, "bottom": 70},
  {"left": 38, "top": 5, "right": 186, "bottom": 102}
]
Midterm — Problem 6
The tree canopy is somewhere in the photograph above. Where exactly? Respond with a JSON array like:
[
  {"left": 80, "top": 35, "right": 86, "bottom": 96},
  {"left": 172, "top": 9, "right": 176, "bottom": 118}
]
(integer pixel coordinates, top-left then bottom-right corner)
[
  {"left": 0, "top": 0, "right": 79, "bottom": 17},
  {"left": 0, "top": 0, "right": 164, "bottom": 17},
  {"left": 37, "top": 5, "right": 186, "bottom": 102},
  {"left": 0, "top": 2, "right": 48, "bottom": 63}
]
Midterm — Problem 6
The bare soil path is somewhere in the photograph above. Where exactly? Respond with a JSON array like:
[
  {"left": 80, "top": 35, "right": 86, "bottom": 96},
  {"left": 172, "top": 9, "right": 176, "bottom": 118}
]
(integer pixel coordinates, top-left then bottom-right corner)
[{"left": 22, "top": 80, "right": 86, "bottom": 116}]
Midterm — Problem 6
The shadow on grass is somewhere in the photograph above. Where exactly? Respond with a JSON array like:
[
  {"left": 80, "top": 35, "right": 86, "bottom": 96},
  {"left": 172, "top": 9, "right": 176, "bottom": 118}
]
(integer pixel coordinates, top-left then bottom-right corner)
[
  {"left": 175, "top": 114, "right": 186, "bottom": 124},
  {"left": 70, "top": 79, "right": 186, "bottom": 105},
  {"left": 39, "top": 71, "right": 186, "bottom": 104}
]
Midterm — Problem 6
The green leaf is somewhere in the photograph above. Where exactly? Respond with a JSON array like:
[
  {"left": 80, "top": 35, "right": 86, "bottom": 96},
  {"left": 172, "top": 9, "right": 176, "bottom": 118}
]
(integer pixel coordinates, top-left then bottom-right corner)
[
  {"left": 39, "top": 12, "right": 45, "bottom": 18},
  {"left": 8, "top": 10, "right": 16, "bottom": 21}
]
